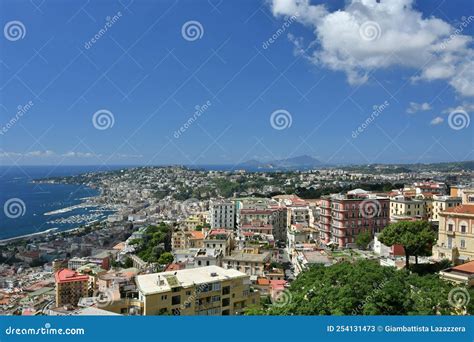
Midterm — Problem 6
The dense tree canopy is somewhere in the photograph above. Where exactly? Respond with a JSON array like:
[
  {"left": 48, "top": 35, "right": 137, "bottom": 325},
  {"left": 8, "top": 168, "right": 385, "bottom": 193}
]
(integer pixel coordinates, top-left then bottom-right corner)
[
  {"left": 247, "top": 260, "right": 474, "bottom": 315},
  {"left": 378, "top": 221, "right": 437, "bottom": 269},
  {"left": 135, "top": 223, "right": 172, "bottom": 263}
]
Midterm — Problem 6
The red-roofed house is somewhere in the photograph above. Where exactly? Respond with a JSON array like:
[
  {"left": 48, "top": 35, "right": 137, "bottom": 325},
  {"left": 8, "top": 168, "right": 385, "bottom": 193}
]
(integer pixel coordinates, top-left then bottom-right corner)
[{"left": 440, "top": 261, "right": 474, "bottom": 286}]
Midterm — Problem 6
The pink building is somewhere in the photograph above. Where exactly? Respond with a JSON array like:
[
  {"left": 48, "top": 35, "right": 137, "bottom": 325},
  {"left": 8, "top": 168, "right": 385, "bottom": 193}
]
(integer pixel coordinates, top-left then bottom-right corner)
[{"left": 319, "top": 189, "right": 389, "bottom": 248}]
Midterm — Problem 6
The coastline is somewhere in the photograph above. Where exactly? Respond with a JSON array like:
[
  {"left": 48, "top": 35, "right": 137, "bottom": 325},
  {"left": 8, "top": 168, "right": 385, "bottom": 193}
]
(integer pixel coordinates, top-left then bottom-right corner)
[
  {"left": 0, "top": 228, "right": 58, "bottom": 245},
  {"left": 1, "top": 176, "right": 110, "bottom": 245}
]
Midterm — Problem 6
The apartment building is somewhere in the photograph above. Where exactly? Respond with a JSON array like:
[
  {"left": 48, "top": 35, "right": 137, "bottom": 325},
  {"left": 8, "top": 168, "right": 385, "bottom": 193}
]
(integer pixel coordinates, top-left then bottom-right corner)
[
  {"left": 273, "top": 194, "right": 314, "bottom": 228},
  {"left": 390, "top": 195, "right": 427, "bottom": 220},
  {"left": 223, "top": 248, "right": 271, "bottom": 276},
  {"left": 319, "top": 189, "right": 389, "bottom": 248},
  {"left": 431, "top": 195, "right": 462, "bottom": 222},
  {"left": 239, "top": 207, "right": 287, "bottom": 241},
  {"left": 136, "top": 266, "right": 258, "bottom": 315},
  {"left": 203, "top": 229, "right": 234, "bottom": 256},
  {"left": 412, "top": 181, "right": 447, "bottom": 195},
  {"left": 433, "top": 190, "right": 474, "bottom": 263},
  {"left": 209, "top": 200, "right": 235, "bottom": 229},
  {"left": 55, "top": 269, "right": 89, "bottom": 307},
  {"left": 172, "top": 230, "right": 204, "bottom": 250}
]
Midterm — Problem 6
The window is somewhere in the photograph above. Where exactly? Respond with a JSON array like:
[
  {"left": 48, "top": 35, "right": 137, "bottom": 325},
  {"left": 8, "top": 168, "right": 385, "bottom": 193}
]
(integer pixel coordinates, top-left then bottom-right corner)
[
  {"left": 461, "top": 225, "right": 467, "bottom": 233},
  {"left": 222, "top": 298, "right": 230, "bottom": 307},
  {"left": 448, "top": 224, "right": 453, "bottom": 232},
  {"left": 172, "top": 295, "right": 181, "bottom": 305},
  {"left": 461, "top": 240, "right": 466, "bottom": 249},
  {"left": 222, "top": 286, "right": 230, "bottom": 295},
  {"left": 161, "top": 295, "right": 167, "bottom": 300}
]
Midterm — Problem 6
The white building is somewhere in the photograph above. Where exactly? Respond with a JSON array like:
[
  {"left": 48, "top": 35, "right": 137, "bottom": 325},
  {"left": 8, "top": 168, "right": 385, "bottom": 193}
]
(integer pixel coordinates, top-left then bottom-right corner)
[{"left": 210, "top": 200, "right": 235, "bottom": 229}]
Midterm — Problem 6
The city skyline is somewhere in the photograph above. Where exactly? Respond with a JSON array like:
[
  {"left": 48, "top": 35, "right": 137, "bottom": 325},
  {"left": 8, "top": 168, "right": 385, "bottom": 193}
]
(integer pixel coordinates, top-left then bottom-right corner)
[{"left": 1, "top": 0, "right": 473, "bottom": 167}]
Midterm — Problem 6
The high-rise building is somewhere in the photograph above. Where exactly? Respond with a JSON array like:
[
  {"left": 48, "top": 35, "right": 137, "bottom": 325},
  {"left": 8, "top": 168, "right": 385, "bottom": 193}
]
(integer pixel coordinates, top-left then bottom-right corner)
[
  {"left": 319, "top": 189, "right": 389, "bottom": 248},
  {"left": 55, "top": 269, "right": 89, "bottom": 307},
  {"left": 209, "top": 200, "right": 235, "bottom": 229}
]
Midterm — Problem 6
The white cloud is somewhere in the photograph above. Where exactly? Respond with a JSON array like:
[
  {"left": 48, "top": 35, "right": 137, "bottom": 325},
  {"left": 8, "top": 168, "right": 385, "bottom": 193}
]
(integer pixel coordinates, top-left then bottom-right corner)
[
  {"left": 406, "top": 101, "right": 432, "bottom": 114},
  {"left": 430, "top": 117, "right": 444, "bottom": 125},
  {"left": 25, "top": 150, "right": 56, "bottom": 157},
  {"left": 442, "top": 103, "right": 474, "bottom": 114},
  {"left": 62, "top": 151, "right": 99, "bottom": 158},
  {"left": 270, "top": 0, "right": 474, "bottom": 97}
]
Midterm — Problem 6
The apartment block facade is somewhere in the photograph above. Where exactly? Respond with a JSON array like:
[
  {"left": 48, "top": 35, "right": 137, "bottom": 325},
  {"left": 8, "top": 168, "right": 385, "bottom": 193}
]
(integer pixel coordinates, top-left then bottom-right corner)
[
  {"left": 433, "top": 189, "right": 474, "bottom": 263},
  {"left": 55, "top": 268, "right": 89, "bottom": 307},
  {"left": 136, "top": 266, "right": 258, "bottom": 315},
  {"left": 319, "top": 190, "right": 389, "bottom": 248},
  {"left": 209, "top": 200, "right": 235, "bottom": 229}
]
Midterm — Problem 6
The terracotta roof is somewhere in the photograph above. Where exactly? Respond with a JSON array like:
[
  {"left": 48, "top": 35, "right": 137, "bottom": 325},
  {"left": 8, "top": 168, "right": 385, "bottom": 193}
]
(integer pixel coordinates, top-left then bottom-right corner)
[
  {"left": 442, "top": 204, "right": 474, "bottom": 215},
  {"left": 451, "top": 261, "right": 474, "bottom": 274},
  {"left": 55, "top": 269, "right": 89, "bottom": 283},
  {"left": 189, "top": 231, "right": 204, "bottom": 239}
]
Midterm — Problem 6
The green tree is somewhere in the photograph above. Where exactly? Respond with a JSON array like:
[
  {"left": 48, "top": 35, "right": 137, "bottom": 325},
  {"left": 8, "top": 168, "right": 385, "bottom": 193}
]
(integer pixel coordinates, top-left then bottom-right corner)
[
  {"left": 247, "top": 260, "right": 473, "bottom": 316},
  {"left": 355, "top": 231, "right": 372, "bottom": 250},
  {"left": 158, "top": 252, "right": 174, "bottom": 265},
  {"left": 124, "top": 257, "right": 133, "bottom": 268},
  {"left": 378, "top": 221, "right": 437, "bottom": 269}
]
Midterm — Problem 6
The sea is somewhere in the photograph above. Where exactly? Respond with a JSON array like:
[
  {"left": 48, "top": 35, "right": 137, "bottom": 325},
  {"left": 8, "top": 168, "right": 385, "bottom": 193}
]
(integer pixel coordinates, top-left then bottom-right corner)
[
  {"left": 0, "top": 165, "right": 126, "bottom": 241},
  {"left": 0, "top": 164, "right": 282, "bottom": 241}
]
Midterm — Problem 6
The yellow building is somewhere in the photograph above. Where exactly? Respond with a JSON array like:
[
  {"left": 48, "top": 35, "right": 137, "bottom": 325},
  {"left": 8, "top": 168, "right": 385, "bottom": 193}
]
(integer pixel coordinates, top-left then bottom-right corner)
[
  {"left": 431, "top": 195, "right": 462, "bottom": 222},
  {"left": 172, "top": 230, "right": 204, "bottom": 250},
  {"left": 433, "top": 204, "right": 474, "bottom": 263},
  {"left": 182, "top": 215, "right": 206, "bottom": 230},
  {"left": 390, "top": 195, "right": 427, "bottom": 219},
  {"left": 136, "top": 266, "right": 258, "bottom": 315},
  {"left": 54, "top": 269, "right": 89, "bottom": 307}
]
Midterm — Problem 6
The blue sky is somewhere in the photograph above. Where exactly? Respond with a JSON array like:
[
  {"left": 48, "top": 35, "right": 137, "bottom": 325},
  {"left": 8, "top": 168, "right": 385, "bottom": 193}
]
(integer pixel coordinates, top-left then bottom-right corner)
[{"left": 0, "top": 0, "right": 473, "bottom": 166}]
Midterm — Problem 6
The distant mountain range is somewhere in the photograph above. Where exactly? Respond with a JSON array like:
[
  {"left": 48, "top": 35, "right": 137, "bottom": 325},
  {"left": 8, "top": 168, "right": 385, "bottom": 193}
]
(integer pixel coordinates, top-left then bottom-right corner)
[{"left": 238, "top": 155, "right": 324, "bottom": 170}]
